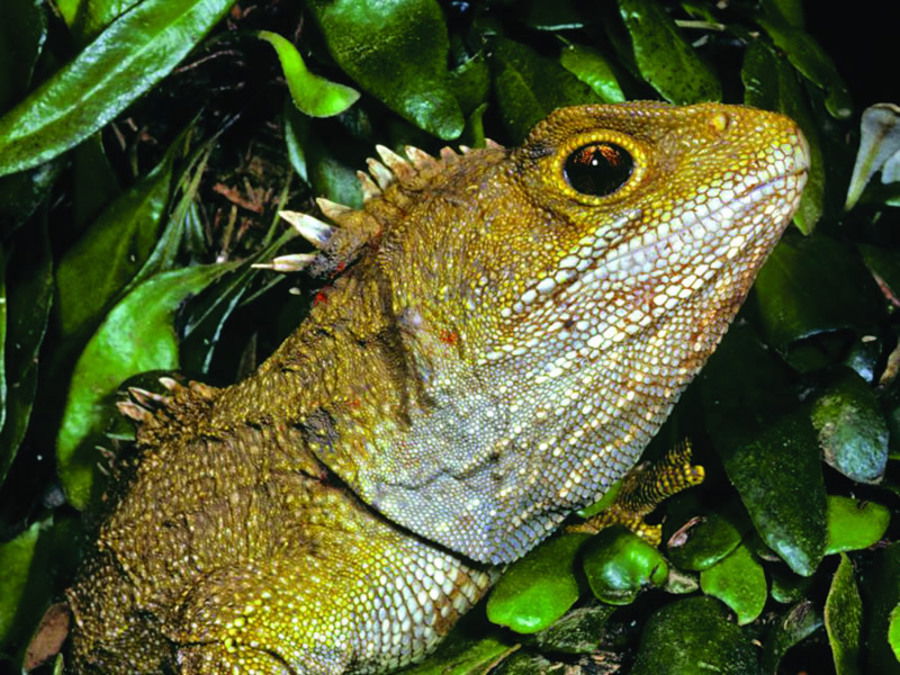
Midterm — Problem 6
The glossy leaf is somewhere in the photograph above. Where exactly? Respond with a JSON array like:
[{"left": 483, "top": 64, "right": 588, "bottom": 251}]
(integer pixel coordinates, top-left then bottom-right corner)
[
  {"left": 0, "top": 0, "right": 235, "bottom": 177},
  {"left": 490, "top": 38, "right": 598, "bottom": 141},
  {"left": 306, "top": 0, "right": 463, "bottom": 140},
  {"left": 667, "top": 512, "right": 744, "bottom": 572},
  {"left": 0, "top": 516, "right": 81, "bottom": 663},
  {"left": 401, "top": 633, "right": 516, "bottom": 675},
  {"left": 0, "top": 0, "right": 47, "bottom": 111},
  {"left": 256, "top": 31, "right": 359, "bottom": 119},
  {"left": 752, "top": 234, "right": 883, "bottom": 356},
  {"left": 486, "top": 533, "right": 590, "bottom": 633},
  {"left": 64, "top": 0, "right": 143, "bottom": 46},
  {"left": 582, "top": 526, "right": 669, "bottom": 606},
  {"left": 742, "top": 40, "right": 825, "bottom": 233},
  {"left": 858, "top": 243, "right": 900, "bottom": 304},
  {"left": 700, "top": 545, "right": 767, "bottom": 625},
  {"left": 825, "top": 496, "right": 890, "bottom": 555},
  {"left": 529, "top": 604, "right": 617, "bottom": 655},
  {"left": 762, "top": 601, "right": 823, "bottom": 673},
  {"left": 559, "top": 44, "right": 626, "bottom": 104},
  {"left": 864, "top": 544, "right": 900, "bottom": 673},
  {"left": 0, "top": 220, "right": 53, "bottom": 482},
  {"left": 56, "top": 144, "right": 175, "bottom": 340},
  {"left": 57, "top": 263, "right": 236, "bottom": 510},
  {"left": 71, "top": 133, "right": 121, "bottom": 228},
  {"left": 448, "top": 55, "right": 490, "bottom": 117},
  {"left": 702, "top": 327, "right": 826, "bottom": 577},
  {"left": 0, "top": 255, "right": 6, "bottom": 435},
  {"left": 757, "top": 11, "right": 852, "bottom": 119},
  {"left": 825, "top": 554, "right": 863, "bottom": 675},
  {"left": 631, "top": 597, "right": 760, "bottom": 674},
  {"left": 617, "top": 0, "right": 721, "bottom": 104},
  {"left": 889, "top": 604, "right": 900, "bottom": 663},
  {"left": 722, "top": 412, "right": 826, "bottom": 576},
  {"left": 0, "top": 159, "right": 63, "bottom": 238},
  {"left": 811, "top": 370, "right": 888, "bottom": 483},
  {"left": 0, "top": 521, "right": 40, "bottom": 650}
]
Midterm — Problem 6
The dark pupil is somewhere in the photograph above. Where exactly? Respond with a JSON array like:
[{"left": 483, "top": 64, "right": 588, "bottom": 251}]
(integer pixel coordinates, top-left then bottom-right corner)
[{"left": 563, "top": 143, "right": 634, "bottom": 196}]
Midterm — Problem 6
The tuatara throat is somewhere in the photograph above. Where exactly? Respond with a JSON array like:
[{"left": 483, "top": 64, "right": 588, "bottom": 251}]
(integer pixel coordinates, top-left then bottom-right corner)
[{"left": 67, "top": 102, "right": 808, "bottom": 673}]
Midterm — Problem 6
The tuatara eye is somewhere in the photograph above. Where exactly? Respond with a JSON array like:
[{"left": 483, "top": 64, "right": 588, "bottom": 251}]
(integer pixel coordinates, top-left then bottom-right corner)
[{"left": 563, "top": 142, "right": 634, "bottom": 196}]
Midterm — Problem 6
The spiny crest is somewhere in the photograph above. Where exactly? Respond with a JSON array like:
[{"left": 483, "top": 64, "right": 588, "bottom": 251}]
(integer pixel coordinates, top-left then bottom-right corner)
[
  {"left": 118, "top": 376, "right": 219, "bottom": 438},
  {"left": 253, "top": 140, "right": 504, "bottom": 277}
]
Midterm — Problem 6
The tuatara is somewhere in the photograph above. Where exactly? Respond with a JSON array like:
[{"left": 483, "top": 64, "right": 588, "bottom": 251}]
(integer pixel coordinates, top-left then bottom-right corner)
[{"left": 67, "top": 101, "right": 808, "bottom": 673}]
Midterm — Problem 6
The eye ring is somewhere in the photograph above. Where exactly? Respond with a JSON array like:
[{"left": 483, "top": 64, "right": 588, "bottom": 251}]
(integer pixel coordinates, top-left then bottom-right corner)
[{"left": 563, "top": 142, "right": 634, "bottom": 197}]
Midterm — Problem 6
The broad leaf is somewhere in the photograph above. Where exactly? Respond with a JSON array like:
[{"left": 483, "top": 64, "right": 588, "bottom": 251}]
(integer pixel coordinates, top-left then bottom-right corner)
[
  {"left": 57, "top": 263, "right": 236, "bottom": 509},
  {"left": 0, "top": 0, "right": 235, "bottom": 176}
]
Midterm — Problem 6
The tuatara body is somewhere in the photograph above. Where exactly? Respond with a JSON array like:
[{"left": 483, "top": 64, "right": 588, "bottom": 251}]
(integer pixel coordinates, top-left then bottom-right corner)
[{"left": 67, "top": 102, "right": 808, "bottom": 673}]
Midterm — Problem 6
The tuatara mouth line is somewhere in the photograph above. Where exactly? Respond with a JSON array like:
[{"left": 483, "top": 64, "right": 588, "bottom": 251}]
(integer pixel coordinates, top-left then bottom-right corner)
[{"left": 592, "top": 169, "right": 807, "bottom": 283}]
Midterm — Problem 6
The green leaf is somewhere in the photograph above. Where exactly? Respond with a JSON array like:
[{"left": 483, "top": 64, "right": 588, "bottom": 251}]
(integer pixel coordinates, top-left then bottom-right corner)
[
  {"left": 858, "top": 243, "right": 900, "bottom": 304},
  {"left": 617, "top": 0, "right": 721, "bottom": 104},
  {"left": 667, "top": 512, "right": 744, "bottom": 572},
  {"left": 757, "top": 11, "right": 852, "bottom": 119},
  {"left": 825, "top": 496, "right": 890, "bottom": 555},
  {"left": 284, "top": 101, "right": 309, "bottom": 183},
  {"left": 0, "top": 220, "right": 53, "bottom": 483},
  {"left": 490, "top": 38, "right": 598, "bottom": 141},
  {"left": 864, "top": 543, "right": 900, "bottom": 673},
  {"left": 752, "top": 234, "right": 882, "bottom": 357},
  {"left": 56, "top": 263, "right": 236, "bottom": 510},
  {"left": 529, "top": 604, "right": 617, "bottom": 655},
  {"left": 486, "top": 533, "right": 590, "bottom": 633},
  {"left": 0, "top": 254, "right": 7, "bottom": 435},
  {"left": 889, "top": 604, "right": 900, "bottom": 664},
  {"left": 825, "top": 554, "right": 863, "bottom": 675},
  {"left": 0, "top": 516, "right": 81, "bottom": 664},
  {"left": 0, "top": 159, "right": 63, "bottom": 239},
  {"left": 0, "top": 0, "right": 235, "bottom": 177},
  {"left": 448, "top": 55, "right": 490, "bottom": 117},
  {"left": 702, "top": 327, "right": 826, "bottom": 577},
  {"left": 700, "top": 545, "right": 768, "bottom": 625},
  {"left": 66, "top": 0, "right": 143, "bottom": 46},
  {"left": 0, "top": 521, "right": 40, "bottom": 650},
  {"left": 256, "top": 31, "right": 359, "bottom": 118},
  {"left": 582, "top": 526, "right": 669, "bottom": 606},
  {"left": 559, "top": 44, "right": 626, "bottom": 104},
  {"left": 720, "top": 412, "right": 826, "bottom": 577},
  {"left": 762, "top": 601, "right": 823, "bottom": 673},
  {"left": 56, "top": 143, "right": 175, "bottom": 341},
  {"left": 71, "top": 132, "right": 121, "bottom": 228},
  {"left": 631, "top": 597, "right": 760, "bottom": 674},
  {"left": 742, "top": 40, "right": 825, "bottom": 233},
  {"left": 400, "top": 630, "right": 515, "bottom": 675},
  {"left": 306, "top": 0, "right": 463, "bottom": 140},
  {"left": 0, "top": 0, "right": 47, "bottom": 112},
  {"left": 810, "top": 370, "right": 889, "bottom": 483}
]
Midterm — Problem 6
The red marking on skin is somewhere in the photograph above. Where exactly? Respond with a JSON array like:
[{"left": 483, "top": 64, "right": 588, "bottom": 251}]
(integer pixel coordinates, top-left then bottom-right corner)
[
  {"left": 313, "top": 291, "right": 329, "bottom": 306},
  {"left": 439, "top": 330, "right": 459, "bottom": 345},
  {"left": 335, "top": 261, "right": 347, "bottom": 274},
  {"left": 347, "top": 397, "right": 361, "bottom": 409}
]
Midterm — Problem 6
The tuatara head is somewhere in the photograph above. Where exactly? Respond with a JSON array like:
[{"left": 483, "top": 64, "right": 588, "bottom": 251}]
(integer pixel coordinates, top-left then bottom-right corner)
[{"left": 301, "top": 102, "right": 809, "bottom": 564}]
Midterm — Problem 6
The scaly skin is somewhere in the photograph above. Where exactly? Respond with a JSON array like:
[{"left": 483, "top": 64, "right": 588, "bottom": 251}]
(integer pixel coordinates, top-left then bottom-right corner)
[{"left": 67, "top": 102, "right": 808, "bottom": 673}]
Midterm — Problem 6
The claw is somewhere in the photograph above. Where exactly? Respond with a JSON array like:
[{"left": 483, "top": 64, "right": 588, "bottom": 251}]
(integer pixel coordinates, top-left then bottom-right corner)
[{"left": 117, "top": 400, "right": 153, "bottom": 423}]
